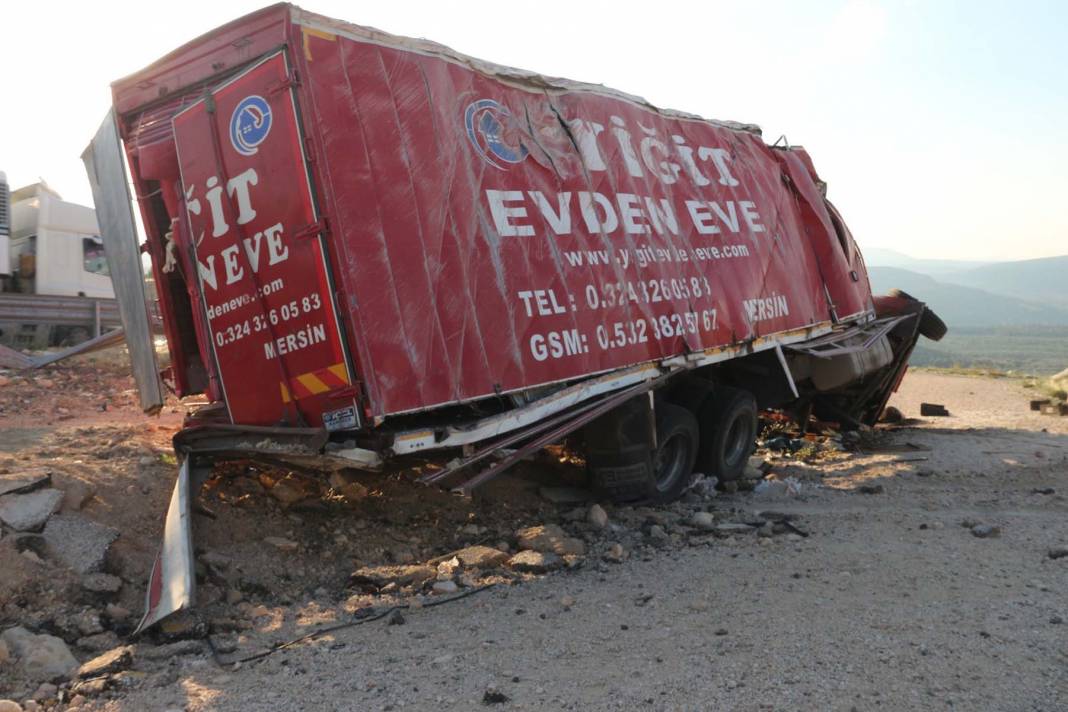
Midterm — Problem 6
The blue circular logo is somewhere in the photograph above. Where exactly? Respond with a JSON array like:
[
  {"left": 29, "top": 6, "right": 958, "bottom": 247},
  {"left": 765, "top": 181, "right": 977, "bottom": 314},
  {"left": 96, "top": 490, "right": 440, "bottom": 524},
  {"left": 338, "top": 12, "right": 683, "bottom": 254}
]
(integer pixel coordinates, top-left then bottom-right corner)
[
  {"left": 229, "top": 95, "right": 272, "bottom": 156},
  {"left": 464, "top": 99, "right": 529, "bottom": 170}
]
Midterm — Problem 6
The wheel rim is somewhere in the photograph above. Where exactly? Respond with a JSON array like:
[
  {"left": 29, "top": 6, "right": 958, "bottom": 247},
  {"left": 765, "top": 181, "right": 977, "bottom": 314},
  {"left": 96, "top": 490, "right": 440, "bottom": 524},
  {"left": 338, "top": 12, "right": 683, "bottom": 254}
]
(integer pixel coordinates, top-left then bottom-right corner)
[
  {"left": 723, "top": 415, "right": 750, "bottom": 468},
  {"left": 653, "top": 433, "right": 689, "bottom": 493}
]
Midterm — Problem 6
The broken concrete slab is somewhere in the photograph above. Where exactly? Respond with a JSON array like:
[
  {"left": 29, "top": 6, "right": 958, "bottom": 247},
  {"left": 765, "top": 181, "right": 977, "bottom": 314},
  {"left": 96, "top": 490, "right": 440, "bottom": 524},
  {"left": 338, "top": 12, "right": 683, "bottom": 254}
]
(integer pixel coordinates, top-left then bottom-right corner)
[
  {"left": 0, "top": 471, "right": 51, "bottom": 498},
  {"left": 0, "top": 489, "right": 63, "bottom": 531},
  {"left": 1, "top": 626, "right": 79, "bottom": 683},
  {"left": 41, "top": 513, "right": 119, "bottom": 574}
]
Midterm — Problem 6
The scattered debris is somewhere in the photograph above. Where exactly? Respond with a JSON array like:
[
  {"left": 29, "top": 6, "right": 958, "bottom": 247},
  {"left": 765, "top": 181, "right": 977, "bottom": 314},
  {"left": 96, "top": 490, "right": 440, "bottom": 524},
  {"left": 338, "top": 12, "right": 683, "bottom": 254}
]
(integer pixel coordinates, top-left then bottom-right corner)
[
  {"left": 482, "top": 687, "right": 510, "bottom": 705},
  {"left": 1039, "top": 402, "right": 1068, "bottom": 416},
  {"left": 752, "top": 477, "right": 802, "bottom": 501},
  {"left": 920, "top": 402, "right": 949, "bottom": 417}
]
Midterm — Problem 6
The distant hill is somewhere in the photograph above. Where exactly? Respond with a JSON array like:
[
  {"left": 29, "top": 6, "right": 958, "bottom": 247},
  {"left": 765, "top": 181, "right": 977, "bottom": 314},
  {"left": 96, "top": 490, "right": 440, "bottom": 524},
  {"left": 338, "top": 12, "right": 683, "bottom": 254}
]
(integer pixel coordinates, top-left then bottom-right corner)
[
  {"left": 861, "top": 247, "right": 992, "bottom": 275},
  {"left": 867, "top": 266, "right": 1068, "bottom": 328},
  {"left": 861, "top": 249, "right": 1068, "bottom": 308},
  {"left": 939, "top": 255, "right": 1068, "bottom": 308}
]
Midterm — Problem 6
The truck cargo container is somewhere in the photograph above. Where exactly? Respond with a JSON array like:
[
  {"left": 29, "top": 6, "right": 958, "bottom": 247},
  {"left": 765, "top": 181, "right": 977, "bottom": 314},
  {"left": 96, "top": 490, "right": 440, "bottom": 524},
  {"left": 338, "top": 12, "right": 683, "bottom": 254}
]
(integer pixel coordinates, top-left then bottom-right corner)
[{"left": 82, "top": 4, "right": 945, "bottom": 630}]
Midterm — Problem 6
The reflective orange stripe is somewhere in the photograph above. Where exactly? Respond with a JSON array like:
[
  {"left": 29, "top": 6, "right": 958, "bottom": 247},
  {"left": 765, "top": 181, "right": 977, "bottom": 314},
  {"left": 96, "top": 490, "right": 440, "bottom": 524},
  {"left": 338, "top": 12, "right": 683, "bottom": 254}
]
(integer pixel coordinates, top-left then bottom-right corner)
[{"left": 279, "top": 362, "right": 349, "bottom": 403}]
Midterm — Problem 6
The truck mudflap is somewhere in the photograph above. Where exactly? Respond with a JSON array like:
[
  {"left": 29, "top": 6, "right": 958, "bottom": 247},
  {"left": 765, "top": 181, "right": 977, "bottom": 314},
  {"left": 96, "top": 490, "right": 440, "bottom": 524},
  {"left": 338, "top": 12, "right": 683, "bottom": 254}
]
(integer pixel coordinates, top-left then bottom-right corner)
[{"left": 134, "top": 458, "right": 195, "bottom": 635}]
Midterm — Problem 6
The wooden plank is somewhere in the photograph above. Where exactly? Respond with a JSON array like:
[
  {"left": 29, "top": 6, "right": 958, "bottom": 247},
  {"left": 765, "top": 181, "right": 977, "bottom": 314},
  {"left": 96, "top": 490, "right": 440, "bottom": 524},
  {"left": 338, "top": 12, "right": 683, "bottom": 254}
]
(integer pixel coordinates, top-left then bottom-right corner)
[{"left": 82, "top": 110, "right": 164, "bottom": 414}]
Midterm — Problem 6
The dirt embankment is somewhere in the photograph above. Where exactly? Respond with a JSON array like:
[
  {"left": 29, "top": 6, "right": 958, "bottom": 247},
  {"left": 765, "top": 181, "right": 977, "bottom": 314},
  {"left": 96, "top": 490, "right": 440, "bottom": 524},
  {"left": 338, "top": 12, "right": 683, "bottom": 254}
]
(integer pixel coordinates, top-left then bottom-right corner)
[{"left": 1, "top": 358, "right": 1066, "bottom": 711}]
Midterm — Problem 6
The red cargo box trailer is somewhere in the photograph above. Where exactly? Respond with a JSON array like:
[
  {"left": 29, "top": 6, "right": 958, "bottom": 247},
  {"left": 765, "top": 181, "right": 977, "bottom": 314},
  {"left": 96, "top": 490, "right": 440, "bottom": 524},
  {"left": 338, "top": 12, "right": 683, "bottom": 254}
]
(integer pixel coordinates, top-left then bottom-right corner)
[{"left": 82, "top": 4, "right": 944, "bottom": 629}]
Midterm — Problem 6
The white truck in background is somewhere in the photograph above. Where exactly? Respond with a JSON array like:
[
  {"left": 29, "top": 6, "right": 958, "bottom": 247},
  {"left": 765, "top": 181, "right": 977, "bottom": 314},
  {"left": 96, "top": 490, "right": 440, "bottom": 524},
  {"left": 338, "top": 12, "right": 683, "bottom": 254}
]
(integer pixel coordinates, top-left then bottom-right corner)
[{"left": 0, "top": 171, "right": 120, "bottom": 349}]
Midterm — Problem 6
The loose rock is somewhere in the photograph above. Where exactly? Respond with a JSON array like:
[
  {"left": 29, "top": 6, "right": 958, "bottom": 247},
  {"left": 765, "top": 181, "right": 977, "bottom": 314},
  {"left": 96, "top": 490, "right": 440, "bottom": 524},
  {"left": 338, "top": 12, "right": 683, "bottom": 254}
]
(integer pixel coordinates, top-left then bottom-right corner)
[
  {"left": 61, "top": 481, "right": 95, "bottom": 512},
  {"left": 1, "top": 627, "right": 79, "bottom": 682},
  {"left": 81, "top": 573, "right": 122, "bottom": 595},
  {"left": 432, "top": 580, "right": 459, "bottom": 595},
  {"left": 508, "top": 550, "right": 563, "bottom": 573},
  {"left": 328, "top": 471, "right": 369, "bottom": 502},
  {"left": 139, "top": 639, "right": 206, "bottom": 660},
  {"left": 449, "top": 545, "right": 509, "bottom": 569},
  {"left": 266, "top": 477, "right": 307, "bottom": 505},
  {"left": 715, "top": 523, "right": 753, "bottom": 537},
  {"left": 348, "top": 564, "right": 436, "bottom": 592},
  {"left": 603, "top": 543, "right": 625, "bottom": 563},
  {"left": 0, "top": 701, "right": 22, "bottom": 712},
  {"left": 77, "top": 632, "right": 121, "bottom": 652},
  {"left": 77, "top": 645, "right": 134, "bottom": 679},
  {"left": 971, "top": 524, "right": 1000, "bottom": 539},
  {"left": 1048, "top": 546, "right": 1068, "bottom": 560},
  {"left": 689, "top": 512, "right": 715, "bottom": 531},
  {"left": 587, "top": 504, "right": 609, "bottom": 530},
  {"left": 515, "top": 523, "right": 585, "bottom": 556}
]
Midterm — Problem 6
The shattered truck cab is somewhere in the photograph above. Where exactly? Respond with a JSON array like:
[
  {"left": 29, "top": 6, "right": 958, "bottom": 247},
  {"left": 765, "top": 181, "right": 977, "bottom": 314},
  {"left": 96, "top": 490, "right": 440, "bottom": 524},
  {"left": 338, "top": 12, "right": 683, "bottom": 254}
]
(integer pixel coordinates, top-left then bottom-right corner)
[{"left": 83, "top": 4, "right": 943, "bottom": 627}]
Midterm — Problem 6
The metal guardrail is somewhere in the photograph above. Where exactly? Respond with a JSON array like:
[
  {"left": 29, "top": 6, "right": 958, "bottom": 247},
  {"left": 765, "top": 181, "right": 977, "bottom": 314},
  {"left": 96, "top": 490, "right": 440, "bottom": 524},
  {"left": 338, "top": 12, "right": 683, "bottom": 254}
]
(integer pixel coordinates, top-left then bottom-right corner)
[{"left": 0, "top": 293, "right": 123, "bottom": 329}]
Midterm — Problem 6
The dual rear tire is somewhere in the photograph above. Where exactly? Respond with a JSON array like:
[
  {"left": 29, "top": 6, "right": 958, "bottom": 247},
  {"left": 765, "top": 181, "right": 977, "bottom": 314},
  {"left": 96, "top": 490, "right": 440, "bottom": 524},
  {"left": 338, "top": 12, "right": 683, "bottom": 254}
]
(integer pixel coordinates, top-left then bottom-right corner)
[{"left": 588, "top": 387, "right": 758, "bottom": 503}]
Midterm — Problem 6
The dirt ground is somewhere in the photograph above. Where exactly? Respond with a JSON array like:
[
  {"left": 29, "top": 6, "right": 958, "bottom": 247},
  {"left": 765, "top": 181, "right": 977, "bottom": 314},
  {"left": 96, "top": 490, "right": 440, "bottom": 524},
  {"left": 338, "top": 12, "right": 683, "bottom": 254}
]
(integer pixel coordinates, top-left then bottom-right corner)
[{"left": 1, "top": 355, "right": 1066, "bottom": 711}]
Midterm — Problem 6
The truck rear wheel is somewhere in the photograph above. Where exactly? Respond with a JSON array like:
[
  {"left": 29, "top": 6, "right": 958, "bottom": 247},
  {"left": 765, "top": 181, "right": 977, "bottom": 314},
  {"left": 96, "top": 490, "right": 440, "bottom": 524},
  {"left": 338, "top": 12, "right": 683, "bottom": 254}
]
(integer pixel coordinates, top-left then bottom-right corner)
[
  {"left": 649, "top": 403, "right": 699, "bottom": 502},
  {"left": 587, "top": 398, "right": 698, "bottom": 504},
  {"left": 695, "top": 387, "right": 757, "bottom": 483}
]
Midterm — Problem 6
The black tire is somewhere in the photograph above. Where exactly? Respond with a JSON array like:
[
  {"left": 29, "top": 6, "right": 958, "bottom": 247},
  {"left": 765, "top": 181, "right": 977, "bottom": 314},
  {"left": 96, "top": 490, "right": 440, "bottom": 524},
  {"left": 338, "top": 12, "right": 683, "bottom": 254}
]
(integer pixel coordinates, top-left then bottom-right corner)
[
  {"left": 695, "top": 387, "right": 758, "bottom": 482},
  {"left": 887, "top": 288, "right": 947, "bottom": 341},
  {"left": 648, "top": 403, "right": 699, "bottom": 503},
  {"left": 586, "top": 399, "right": 698, "bottom": 504}
]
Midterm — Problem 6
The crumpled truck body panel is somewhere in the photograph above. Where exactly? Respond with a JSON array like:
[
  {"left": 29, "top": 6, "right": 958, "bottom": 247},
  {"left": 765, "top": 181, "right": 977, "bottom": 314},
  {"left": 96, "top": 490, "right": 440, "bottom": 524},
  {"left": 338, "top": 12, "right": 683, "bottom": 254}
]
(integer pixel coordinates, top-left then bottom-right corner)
[{"left": 110, "top": 3, "right": 874, "bottom": 429}]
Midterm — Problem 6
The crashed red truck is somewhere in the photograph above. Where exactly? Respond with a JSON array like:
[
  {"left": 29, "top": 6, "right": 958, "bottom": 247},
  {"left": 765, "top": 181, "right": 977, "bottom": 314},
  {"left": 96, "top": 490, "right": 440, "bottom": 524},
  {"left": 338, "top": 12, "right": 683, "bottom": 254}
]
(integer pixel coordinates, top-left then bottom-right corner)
[{"left": 80, "top": 4, "right": 947, "bottom": 632}]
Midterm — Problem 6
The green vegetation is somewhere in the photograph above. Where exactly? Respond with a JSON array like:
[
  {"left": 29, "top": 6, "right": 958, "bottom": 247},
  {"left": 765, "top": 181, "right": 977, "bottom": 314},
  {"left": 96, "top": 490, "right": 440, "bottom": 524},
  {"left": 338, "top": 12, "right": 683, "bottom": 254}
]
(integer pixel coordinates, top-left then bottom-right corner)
[{"left": 908, "top": 326, "right": 1068, "bottom": 376}]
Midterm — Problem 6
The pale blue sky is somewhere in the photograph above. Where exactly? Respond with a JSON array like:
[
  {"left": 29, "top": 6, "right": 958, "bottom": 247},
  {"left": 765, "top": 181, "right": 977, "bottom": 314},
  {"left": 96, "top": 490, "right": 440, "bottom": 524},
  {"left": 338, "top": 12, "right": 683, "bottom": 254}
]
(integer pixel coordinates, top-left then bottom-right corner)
[{"left": 2, "top": 0, "right": 1064, "bottom": 260}]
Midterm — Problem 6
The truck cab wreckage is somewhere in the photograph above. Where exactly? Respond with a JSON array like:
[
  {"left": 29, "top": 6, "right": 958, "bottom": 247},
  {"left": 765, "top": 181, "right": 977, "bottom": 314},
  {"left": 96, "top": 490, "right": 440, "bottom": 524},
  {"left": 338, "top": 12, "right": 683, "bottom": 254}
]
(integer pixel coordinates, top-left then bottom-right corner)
[{"left": 81, "top": 4, "right": 946, "bottom": 632}]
